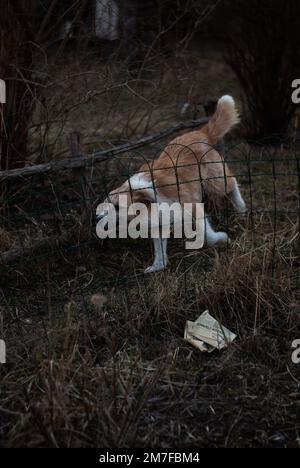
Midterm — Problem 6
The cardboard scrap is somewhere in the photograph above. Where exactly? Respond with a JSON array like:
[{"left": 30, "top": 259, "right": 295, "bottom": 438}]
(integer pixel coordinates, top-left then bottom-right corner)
[{"left": 184, "top": 311, "right": 236, "bottom": 353}]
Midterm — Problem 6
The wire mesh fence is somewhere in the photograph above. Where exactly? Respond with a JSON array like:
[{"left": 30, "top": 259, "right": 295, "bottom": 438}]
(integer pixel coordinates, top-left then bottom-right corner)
[
  {"left": 2, "top": 0, "right": 300, "bottom": 449},
  {"left": 1, "top": 135, "right": 299, "bottom": 293},
  {"left": 1, "top": 132, "right": 300, "bottom": 447}
]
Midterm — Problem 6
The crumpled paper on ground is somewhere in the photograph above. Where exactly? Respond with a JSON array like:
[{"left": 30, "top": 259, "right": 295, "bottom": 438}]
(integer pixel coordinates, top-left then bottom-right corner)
[{"left": 184, "top": 311, "right": 236, "bottom": 353}]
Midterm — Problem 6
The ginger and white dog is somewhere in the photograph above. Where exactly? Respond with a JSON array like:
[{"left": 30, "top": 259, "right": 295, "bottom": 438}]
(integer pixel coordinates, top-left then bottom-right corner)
[{"left": 96, "top": 95, "right": 246, "bottom": 273}]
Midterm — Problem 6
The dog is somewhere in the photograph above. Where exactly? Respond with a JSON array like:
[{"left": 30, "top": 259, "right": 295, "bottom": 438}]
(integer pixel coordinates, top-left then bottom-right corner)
[{"left": 96, "top": 95, "right": 246, "bottom": 273}]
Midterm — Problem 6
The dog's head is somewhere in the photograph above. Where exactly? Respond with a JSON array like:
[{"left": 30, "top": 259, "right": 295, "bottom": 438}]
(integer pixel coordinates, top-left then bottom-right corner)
[{"left": 96, "top": 175, "right": 154, "bottom": 229}]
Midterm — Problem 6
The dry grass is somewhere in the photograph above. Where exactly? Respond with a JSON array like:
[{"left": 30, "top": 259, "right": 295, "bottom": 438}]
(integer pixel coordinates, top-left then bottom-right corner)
[
  {"left": 1, "top": 156, "right": 300, "bottom": 447},
  {"left": 1, "top": 45, "right": 300, "bottom": 448}
]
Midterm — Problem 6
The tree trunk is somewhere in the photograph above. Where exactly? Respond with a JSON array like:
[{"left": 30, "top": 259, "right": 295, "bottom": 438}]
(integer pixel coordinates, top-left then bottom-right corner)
[{"left": 0, "top": 1, "right": 37, "bottom": 171}]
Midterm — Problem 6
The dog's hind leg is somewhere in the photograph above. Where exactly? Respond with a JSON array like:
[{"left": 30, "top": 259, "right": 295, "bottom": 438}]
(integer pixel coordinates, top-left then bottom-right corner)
[
  {"left": 230, "top": 179, "right": 247, "bottom": 214},
  {"left": 205, "top": 216, "right": 230, "bottom": 247},
  {"left": 144, "top": 238, "right": 168, "bottom": 274}
]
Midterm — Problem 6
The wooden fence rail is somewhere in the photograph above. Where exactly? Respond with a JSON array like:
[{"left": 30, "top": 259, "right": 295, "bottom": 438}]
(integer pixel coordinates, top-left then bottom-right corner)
[{"left": 0, "top": 117, "right": 208, "bottom": 181}]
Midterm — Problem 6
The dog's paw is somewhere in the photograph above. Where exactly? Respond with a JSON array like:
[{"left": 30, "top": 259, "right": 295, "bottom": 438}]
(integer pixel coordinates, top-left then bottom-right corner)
[
  {"left": 219, "top": 232, "right": 231, "bottom": 244},
  {"left": 217, "top": 232, "right": 231, "bottom": 246},
  {"left": 234, "top": 202, "right": 247, "bottom": 215},
  {"left": 206, "top": 231, "right": 230, "bottom": 247},
  {"left": 144, "top": 263, "right": 167, "bottom": 274}
]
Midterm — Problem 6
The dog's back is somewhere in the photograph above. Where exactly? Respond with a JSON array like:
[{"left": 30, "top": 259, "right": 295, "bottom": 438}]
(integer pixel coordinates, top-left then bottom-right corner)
[
  {"left": 97, "top": 96, "right": 245, "bottom": 273},
  {"left": 134, "top": 95, "right": 240, "bottom": 204}
]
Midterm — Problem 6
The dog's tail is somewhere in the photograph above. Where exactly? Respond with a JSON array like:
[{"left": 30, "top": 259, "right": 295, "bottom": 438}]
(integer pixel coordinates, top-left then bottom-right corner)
[{"left": 206, "top": 95, "right": 239, "bottom": 144}]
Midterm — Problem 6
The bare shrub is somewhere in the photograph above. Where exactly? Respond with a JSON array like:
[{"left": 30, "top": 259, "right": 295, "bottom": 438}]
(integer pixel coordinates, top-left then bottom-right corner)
[{"left": 219, "top": 0, "right": 300, "bottom": 139}]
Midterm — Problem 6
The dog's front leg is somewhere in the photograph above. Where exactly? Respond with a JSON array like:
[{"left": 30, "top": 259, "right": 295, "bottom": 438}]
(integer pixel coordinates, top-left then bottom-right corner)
[{"left": 144, "top": 238, "right": 168, "bottom": 274}]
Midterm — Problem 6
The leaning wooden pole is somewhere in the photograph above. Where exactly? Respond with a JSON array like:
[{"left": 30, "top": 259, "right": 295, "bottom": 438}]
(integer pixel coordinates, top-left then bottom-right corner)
[{"left": 0, "top": 117, "right": 209, "bottom": 181}]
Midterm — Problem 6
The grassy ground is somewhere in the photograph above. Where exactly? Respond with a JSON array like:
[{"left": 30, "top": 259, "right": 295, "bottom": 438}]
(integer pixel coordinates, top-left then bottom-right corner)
[
  {"left": 0, "top": 45, "right": 300, "bottom": 448},
  {"left": 1, "top": 145, "right": 300, "bottom": 447}
]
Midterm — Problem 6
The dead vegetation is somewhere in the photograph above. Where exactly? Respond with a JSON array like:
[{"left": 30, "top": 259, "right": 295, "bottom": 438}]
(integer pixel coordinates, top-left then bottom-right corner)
[
  {"left": 1, "top": 1, "right": 300, "bottom": 449},
  {"left": 0, "top": 143, "right": 300, "bottom": 447}
]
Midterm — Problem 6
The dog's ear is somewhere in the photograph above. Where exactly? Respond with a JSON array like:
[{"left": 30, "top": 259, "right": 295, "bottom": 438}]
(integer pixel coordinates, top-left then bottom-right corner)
[{"left": 131, "top": 189, "right": 153, "bottom": 205}]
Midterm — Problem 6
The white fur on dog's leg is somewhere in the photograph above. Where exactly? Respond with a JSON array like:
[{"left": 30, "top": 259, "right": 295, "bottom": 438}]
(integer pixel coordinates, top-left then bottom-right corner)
[
  {"left": 205, "top": 217, "right": 230, "bottom": 247},
  {"left": 144, "top": 238, "right": 168, "bottom": 274},
  {"left": 231, "top": 180, "right": 247, "bottom": 214},
  {"left": 144, "top": 263, "right": 167, "bottom": 274}
]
